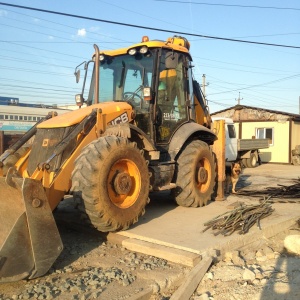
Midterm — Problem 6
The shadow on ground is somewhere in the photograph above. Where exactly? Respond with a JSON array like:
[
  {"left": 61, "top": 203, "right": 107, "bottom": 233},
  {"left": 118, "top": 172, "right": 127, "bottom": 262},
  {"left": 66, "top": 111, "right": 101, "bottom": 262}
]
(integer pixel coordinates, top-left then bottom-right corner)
[{"left": 260, "top": 249, "right": 300, "bottom": 300}]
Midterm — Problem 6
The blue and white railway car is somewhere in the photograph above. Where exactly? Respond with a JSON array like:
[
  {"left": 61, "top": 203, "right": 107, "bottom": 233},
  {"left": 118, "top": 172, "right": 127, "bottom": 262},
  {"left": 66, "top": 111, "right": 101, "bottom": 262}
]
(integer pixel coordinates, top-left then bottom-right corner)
[{"left": 0, "top": 106, "right": 70, "bottom": 133}]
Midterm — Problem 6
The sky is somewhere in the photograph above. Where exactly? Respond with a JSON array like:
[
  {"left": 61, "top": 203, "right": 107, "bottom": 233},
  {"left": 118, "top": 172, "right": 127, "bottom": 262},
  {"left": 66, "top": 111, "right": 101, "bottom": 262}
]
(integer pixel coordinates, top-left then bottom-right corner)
[{"left": 0, "top": 0, "right": 299, "bottom": 114}]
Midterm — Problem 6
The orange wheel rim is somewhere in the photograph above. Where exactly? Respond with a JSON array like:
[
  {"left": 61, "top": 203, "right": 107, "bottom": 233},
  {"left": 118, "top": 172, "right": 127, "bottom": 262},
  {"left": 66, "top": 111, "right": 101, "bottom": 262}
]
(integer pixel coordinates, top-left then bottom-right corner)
[
  {"left": 196, "top": 157, "right": 211, "bottom": 193},
  {"left": 107, "top": 159, "right": 141, "bottom": 208}
]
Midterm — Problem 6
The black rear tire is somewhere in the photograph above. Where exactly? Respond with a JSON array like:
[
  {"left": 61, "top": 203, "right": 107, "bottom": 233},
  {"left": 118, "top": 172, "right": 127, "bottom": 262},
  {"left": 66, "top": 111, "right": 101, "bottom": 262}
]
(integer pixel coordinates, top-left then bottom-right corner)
[
  {"left": 71, "top": 136, "right": 150, "bottom": 232},
  {"left": 246, "top": 152, "right": 257, "bottom": 168},
  {"left": 173, "top": 140, "right": 216, "bottom": 207}
]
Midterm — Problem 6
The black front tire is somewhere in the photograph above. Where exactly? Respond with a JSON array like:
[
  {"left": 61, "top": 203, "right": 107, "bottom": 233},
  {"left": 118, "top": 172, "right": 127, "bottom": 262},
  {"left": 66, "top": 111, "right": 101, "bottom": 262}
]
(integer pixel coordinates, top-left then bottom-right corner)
[{"left": 71, "top": 136, "right": 150, "bottom": 232}]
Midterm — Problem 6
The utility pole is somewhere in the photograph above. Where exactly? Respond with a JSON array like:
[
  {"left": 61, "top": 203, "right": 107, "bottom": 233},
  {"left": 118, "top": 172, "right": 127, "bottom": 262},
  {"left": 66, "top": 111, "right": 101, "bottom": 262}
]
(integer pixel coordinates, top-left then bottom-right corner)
[
  {"left": 201, "top": 74, "right": 209, "bottom": 105},
  {"left": 235, "top": 92, "right": 243, "bottom": 140},
  {"left": 236, "top": 92, "right": 243, "bottom": 105}
]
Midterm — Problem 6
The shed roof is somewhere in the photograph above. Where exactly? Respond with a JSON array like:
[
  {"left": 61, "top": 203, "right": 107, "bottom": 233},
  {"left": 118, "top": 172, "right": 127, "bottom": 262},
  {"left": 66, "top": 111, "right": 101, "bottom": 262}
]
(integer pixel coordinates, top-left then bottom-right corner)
[{"left": 211, "top": 104, "right": 300, "bottom": 121}]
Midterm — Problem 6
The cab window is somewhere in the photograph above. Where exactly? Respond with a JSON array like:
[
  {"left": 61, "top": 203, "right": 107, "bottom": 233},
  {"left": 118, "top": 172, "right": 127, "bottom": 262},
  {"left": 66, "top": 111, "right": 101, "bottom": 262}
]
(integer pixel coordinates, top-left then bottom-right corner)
[{"left": 156, "top": 50, "right": 188, "bottom": 143}]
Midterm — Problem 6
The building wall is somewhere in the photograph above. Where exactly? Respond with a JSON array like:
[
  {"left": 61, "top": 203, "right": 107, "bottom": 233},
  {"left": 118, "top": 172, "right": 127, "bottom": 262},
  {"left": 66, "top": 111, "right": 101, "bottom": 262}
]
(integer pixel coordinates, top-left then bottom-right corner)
[
  {"left": 211, "top": 107, "right": 300, "bottom": 164},
  {"left": 234, "top": 120, "right": 290, "bottom": 163}
]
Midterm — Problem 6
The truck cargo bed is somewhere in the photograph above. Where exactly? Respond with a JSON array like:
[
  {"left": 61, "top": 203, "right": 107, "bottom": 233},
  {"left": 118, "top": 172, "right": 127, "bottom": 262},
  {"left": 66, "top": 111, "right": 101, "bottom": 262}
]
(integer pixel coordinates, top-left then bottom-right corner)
[{"left": 237, "top": 139, "right": 269, "bottom": 151}]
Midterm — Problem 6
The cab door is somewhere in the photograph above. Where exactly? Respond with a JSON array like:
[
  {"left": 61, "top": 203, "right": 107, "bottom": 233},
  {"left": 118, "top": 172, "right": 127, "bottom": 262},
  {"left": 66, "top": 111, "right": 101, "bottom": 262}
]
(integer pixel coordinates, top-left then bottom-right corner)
[{"left": 155, "top": 50, "right": 188, "bottom": 144}]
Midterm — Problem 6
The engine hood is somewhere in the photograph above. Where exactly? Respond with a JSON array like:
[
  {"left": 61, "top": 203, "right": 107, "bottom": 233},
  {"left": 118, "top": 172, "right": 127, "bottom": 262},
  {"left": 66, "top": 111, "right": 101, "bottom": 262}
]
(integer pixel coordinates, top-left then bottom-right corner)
[{"left": 37, "top": 102, "right": 133, "bottom": 128}]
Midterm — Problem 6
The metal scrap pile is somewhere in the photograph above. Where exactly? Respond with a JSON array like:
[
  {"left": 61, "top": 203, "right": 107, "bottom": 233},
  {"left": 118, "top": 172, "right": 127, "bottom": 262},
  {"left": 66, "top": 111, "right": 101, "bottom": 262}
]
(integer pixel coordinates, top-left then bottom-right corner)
[
  {"left": 239, "top": 179, "right": 300, "bottom": 202},
  {"left": 203, "top": 201, "right": 274, "bottom": 236}
]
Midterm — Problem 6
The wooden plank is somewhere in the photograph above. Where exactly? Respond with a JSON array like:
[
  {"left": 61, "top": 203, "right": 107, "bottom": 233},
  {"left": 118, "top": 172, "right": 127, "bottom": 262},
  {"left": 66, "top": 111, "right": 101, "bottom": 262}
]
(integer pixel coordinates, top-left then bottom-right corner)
[
  {"left": 122, "top": 238, "right": 201, "bottom": 267},
  {"left": 170, "top": 257, "right": 212, "bottom": 300}
]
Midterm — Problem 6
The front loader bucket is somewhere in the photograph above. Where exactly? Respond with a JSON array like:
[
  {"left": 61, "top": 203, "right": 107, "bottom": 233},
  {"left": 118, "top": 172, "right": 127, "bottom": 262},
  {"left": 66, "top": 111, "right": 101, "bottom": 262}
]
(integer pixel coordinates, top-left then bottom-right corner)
[{"left": 0, "top": 175, "right": 63, "bottom": 283}]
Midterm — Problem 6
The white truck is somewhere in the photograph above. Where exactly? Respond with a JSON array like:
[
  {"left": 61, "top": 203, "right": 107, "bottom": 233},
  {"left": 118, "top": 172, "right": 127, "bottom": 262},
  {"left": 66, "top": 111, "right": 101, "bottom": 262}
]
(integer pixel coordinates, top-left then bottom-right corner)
[{"left": 212, "top": 117, "right": 269, "bottom": 168}]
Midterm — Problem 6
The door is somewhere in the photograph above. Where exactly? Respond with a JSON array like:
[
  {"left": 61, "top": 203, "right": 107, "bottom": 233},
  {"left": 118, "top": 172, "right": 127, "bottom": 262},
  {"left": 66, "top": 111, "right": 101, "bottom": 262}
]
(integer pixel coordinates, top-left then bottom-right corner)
[{"left": 226, "top": 123, "right": 238, "bottom": 161}]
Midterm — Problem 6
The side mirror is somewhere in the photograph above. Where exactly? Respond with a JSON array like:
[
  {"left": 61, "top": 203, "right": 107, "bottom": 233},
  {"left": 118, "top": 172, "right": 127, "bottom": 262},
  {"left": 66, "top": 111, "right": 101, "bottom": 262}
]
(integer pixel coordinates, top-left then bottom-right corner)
[{"left": 75, "top": 70, "right": 80, "bottom": 83}]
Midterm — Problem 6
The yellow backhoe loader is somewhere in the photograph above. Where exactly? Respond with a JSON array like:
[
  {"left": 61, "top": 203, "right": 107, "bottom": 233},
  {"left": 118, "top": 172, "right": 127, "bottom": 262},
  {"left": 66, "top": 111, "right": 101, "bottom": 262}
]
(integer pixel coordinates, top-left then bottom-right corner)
[{"left": 0, "top": 36, "right": 223, "bottom": 283}]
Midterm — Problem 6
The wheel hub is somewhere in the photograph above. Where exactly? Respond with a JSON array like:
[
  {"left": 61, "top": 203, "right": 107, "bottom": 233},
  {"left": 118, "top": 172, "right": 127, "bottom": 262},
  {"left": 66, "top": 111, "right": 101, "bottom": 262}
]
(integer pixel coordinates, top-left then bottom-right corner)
[
  {"left": 198, "top": 167, "right": 208, "bottom": 184},
  {"left": 113, "top": 172, "right": 132, "bottom": 195}
]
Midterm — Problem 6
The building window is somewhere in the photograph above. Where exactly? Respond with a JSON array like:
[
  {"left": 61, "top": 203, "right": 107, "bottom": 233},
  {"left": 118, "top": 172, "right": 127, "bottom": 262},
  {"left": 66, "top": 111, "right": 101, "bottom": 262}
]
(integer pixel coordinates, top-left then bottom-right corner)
[{"left": 256, "top": 127, "right": 274, "bottom": 146}]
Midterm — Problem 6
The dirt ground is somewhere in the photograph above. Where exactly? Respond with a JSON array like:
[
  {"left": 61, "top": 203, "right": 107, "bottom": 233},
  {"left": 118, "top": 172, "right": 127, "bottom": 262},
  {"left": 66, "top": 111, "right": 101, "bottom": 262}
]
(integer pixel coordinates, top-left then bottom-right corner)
[
  {"left": 1, "top": 164, "right": 300, "bottom": 300},
  {"left": 1, "top": 220, "right": 299, "bottom": 300},
  {"left": 0, "top": 202, "right": 189, "bottom": 300}
]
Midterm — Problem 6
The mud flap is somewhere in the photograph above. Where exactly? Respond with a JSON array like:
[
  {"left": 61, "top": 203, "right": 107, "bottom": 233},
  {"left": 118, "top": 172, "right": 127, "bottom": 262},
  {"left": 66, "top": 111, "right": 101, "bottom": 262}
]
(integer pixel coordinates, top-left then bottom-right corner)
[{"left": 0, "top": 174, "right": 63, "bottom": 283}]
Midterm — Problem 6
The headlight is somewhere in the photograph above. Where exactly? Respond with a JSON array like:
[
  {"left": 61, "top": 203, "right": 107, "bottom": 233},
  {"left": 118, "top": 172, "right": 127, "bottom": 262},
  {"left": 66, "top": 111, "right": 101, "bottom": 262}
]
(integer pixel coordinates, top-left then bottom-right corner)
[
  {"left": 139, "top": 46, "right": 148, "bottom": 54},
  {"left": 128, "top": 48, "right": 137, "bottom": 55}
]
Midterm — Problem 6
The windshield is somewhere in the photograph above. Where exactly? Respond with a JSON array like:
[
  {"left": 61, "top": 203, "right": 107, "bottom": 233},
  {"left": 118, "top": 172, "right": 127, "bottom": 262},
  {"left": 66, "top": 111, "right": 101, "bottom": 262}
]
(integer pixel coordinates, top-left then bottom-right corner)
[{"left": 87, "top": 52, "right": 154, "bottom": 110}]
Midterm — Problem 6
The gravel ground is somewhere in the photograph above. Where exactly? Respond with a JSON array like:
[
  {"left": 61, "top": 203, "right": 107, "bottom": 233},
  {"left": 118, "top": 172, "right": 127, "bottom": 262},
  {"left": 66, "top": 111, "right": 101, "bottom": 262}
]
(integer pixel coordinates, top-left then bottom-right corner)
[
  {"left": 0, "top": 209, "right": 189, "bottom": 300},
  {"left": 1, "top": 214, "right": 299, "bottom": 300},
  {"left": 1, "top": 167, "right": 300, "bottom": 300},
  {"left": 190, "top": 228, "right": 300, "bottom": 300}
]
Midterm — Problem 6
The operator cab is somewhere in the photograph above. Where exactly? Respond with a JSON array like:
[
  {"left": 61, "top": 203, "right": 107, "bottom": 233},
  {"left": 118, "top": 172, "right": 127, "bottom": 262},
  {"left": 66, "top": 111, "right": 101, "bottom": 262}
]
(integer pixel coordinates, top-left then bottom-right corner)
[{"left": 74, "top": 36, "right": 201, "bottom": 145}]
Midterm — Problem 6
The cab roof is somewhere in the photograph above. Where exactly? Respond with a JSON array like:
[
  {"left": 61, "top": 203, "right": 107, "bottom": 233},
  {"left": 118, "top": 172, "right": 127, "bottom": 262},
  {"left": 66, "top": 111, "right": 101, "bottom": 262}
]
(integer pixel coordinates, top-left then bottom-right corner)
[{"left": 94, "top": 36, "right": 192, "bottom": 59}]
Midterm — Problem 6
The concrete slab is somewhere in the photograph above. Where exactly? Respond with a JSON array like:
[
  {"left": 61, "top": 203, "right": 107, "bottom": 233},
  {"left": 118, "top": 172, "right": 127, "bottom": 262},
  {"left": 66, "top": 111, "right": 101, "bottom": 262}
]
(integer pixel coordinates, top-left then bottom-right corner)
[{"left": 112, "top": 164, "right": 300, "bottom": 261}]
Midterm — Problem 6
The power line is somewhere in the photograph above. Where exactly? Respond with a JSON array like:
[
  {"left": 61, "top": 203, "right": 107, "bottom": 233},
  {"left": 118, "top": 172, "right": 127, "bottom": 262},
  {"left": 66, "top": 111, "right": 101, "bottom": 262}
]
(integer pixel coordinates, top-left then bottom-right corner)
[
  {"left": 0, "top": 54, "right": 75, "bottom": 69},
  {"left": 194, "top": 56, "right": 295, "bottom": 74},
  {"left": 0, "top": 2, "right": 299, "bottom": 49},
  {"left": 0, "top": 77, "right": 77, "bottom": 92},
  {"left": 194, "top": 61, "right": 291, "bottom": 76},
  {"left": 0, "top": 41, "right": 93, "bottom": 44},
  {"left": 0, "top": 91, "right": 72, "bottom": 101},
  {"left": 3, "top": 7, "right": 132, "bottom": 46},
  {"left": 210, "top": 74, "right": 300, "bottom": 95},
  {"left": 0, "top": 64, "right": 74, "bottom": 77},
  {"left": 0, "top": 46, "right": 82, "bottom": 65},
  {"left": 0, "top": 40, "right": 84, "bottom": 59},
  {"left": 154, "top": 0, "right": 300, "bottom": 11},
  {"left": 4, "top": 17, "right": 81, "bottom": 44},
  {"left": 99, "top": 0, "right": 300, "bottom": 41},
  {"left": 0, "top": 83, "right": 76, "bottom": 94},
  {"left": 0, "top": 77, "right": 77, "bottom": 90}
]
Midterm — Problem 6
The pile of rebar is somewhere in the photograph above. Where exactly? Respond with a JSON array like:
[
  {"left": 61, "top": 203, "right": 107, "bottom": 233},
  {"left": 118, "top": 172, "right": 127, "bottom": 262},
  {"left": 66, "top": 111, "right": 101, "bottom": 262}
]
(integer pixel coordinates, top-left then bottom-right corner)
[
  {"left": 238, "top": 179, "right": 300, "bottom": 203},
  {"left": 203, "top": 200, "right": 274, "bottom": 236}
]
